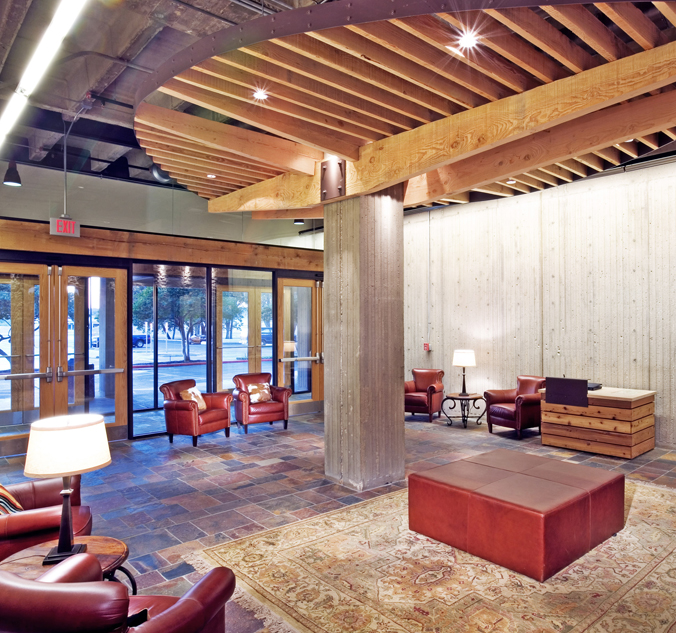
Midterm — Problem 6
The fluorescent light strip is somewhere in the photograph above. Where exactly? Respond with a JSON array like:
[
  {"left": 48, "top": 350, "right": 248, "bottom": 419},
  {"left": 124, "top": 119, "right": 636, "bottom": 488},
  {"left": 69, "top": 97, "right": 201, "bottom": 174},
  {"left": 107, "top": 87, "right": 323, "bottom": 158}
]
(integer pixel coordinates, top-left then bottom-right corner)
[{"left": 0, "top": 0, "right": 89, "bottom": 148}]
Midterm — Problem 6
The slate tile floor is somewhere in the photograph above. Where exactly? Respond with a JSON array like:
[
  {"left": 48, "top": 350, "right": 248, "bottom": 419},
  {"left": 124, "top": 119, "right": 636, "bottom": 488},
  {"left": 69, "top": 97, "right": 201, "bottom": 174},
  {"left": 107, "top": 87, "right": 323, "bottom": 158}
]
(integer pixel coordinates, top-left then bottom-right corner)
[{"left": 1, "top": 413, "right": 674, "bottom": 632}]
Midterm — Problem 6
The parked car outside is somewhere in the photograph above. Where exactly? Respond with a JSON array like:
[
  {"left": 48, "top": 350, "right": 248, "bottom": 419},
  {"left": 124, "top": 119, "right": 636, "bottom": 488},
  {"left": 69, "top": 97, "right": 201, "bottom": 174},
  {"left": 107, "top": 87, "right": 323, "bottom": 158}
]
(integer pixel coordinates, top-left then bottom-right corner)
[
  {"left": 261, "top": 328, "right": 273, "bottom": 345},
  {"left": 92, "top": 334, "right": 147, "bottom": 348}
]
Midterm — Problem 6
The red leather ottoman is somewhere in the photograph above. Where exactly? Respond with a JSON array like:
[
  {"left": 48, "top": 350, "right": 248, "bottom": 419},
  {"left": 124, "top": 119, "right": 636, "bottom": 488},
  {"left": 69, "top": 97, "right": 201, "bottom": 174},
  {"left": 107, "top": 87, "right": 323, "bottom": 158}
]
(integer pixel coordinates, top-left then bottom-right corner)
[{"left": 409, "top": 449, "right": 624, "bottom": 582}]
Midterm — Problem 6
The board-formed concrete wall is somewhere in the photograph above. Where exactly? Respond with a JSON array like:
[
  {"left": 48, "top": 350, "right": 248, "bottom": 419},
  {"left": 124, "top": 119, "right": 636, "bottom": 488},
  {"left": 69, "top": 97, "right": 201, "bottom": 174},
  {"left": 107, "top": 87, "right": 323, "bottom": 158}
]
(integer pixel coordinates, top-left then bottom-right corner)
[{"left": 404, "top": 161, "right": 676, "bottom": 446}]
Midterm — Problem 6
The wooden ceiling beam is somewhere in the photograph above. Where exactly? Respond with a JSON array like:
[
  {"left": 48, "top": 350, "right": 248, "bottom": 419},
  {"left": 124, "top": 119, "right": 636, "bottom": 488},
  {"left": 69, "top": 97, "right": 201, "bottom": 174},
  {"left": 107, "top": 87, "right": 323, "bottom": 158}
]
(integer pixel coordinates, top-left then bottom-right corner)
[
  {"left": 664, "top": 127, "right": 676, "bottom": 140},
  {"left": 195, "top": 58, "right": 401, "bottom": 138},
  {"left": 654, "top": 2, "right": 676, "bottom": 27},
  {"left": 512, "top": 174, "right": 545, "bottom": 189},
  {"left": 172, "top": 175, "right": 236, "bottom": 195},
  {"left": 348, "top": 21, "right": 499, "bottom": 103},
  {"left": 526, "top": 169, "right": 559, "bottom": 186},
  {"left": 576, "top": 153, "right": 606, "bottom": 171},
  {"left": 216, "top": 50, "right": 417, "bottom": 131},
  {"left": 637, "top": 133, "right": 660, "bottom": 149},
  {"left": 134, "top": 103, "right": 321, "bottom": 175},
  {"left": 307, "top": 27, "right": 478, "bottom": 110},
  {"left": 144, "top": 149, "right": 262, "bottom": 186},
  {"left": 438, "top": 11, "right": 569, "bottom": 84},
  {"left": 158, "top": 78, "right": 362, "bottom": 161},
  {"left": 595, "top": 3, "right": 668, "bottom": 50},
  {"left": 538, "top": 164, "right": 575, "bottom": 182},
  {"left": 272, "top": 34, "right": 452, "bottom": 118},
  {"left": 485, "top": 8, "right": 598, "bottom": 73},
  {"left": 209, "top": 42, "right": 676, "bottom": 212},
  {"left": 593, "top": 146, "right": 622, "bottom": 165},
  {"left": 436, "top": 192, "right": 471, "bottom": 204},
  {"left": 241, "top": 41, "right": 436, "bottom": 124},
  {"left": 175, "top": 68, "right": 383, "bottom": 142},
  {"left": 472, "top": 183, "right": 515, "bottom": 197},
  {"left": 392, "top": 15, "right": 539, "bottom": 93},
  {"left": 556, "top": 159, "right": 588, "bottom": 177},
  {"left": 501, "top": 179, "right": 531, "bottom": 193},
  {"left": 160, "top": 162, "right": 255, "bottom": 188},
  {"left": 403, "top": 89, "right": 676, "bottom": 206},
  {"left": 136, "top": 133, "right": 281, "bottom": 180},
  {"left": 541, "top": 5, "right": 633, "bottom": 62},
  {"left": 614, "top": 140, "right": 640, "bottom": 157},
  {"left": 252, "top": 207, "right": 324, "bottom": 220}
]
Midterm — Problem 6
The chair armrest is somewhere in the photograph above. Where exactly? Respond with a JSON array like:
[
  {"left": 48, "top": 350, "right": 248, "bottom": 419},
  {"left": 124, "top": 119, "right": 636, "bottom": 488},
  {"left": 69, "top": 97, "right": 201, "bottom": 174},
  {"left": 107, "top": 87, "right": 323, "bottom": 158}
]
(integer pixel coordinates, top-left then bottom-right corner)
[
  {"left": 131, "top": 568, "right": 236, "bottom": 633},
  {"left": 484, "top": 388, "right": 517, "bottom": 406},
  {"left": 270, "top": 385, "right": 291, "bottom": 404},
  {"left": 516, "top": 393, "right": 542, "bottom": 407},
  {"left": 427, "top": 382, "right": 444, "bottom": 396},
  {"left": 404, "top": 380, "right": 415, "bottom": 394},
  {"left": 38, "top": 553, "right": 103, "bottom": 583},
  {"left": 0, "top": 506, "right": 62, "bottom": 538},
  {"left": 164, "top": 400, "right": 198, "bottom": 413},
  {"left": 203, "top": 392, "right": 233, "bottom": 409},
  {"left": 7, "top": 477, "right": 81, "bottom": 510},
  {"left": 233, "top": 388, "right": 249, "bottom": 405}
]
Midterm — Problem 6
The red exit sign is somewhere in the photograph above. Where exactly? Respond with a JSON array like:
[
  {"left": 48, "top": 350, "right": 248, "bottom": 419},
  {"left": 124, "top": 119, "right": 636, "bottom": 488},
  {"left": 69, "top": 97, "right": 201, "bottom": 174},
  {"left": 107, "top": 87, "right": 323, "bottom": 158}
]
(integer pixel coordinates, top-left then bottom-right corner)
[{"left": 50, "top": 217, "right": 80, "bottom": 237}]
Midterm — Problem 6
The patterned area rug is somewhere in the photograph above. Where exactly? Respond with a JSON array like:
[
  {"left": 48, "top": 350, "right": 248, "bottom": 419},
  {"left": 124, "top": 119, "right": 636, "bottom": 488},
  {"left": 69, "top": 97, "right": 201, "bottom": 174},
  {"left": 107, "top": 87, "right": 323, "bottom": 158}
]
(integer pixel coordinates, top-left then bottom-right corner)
[{"left": 190, "top": 481, "right": 676, "bottom": 633}]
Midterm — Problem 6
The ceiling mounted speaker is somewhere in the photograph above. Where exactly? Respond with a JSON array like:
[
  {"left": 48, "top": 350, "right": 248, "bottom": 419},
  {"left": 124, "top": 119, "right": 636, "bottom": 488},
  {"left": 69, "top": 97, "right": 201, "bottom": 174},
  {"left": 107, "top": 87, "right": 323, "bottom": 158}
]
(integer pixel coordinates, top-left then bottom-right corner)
[{"left": 150, "top": 164, "right": 174, "bottom": 184}]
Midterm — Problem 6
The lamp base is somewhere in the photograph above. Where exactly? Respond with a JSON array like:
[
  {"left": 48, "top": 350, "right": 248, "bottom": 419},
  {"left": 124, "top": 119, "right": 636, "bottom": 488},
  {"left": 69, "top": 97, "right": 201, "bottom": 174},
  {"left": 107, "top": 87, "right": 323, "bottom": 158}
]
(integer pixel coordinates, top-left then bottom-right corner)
[{"left": 42, "top": 542, "right": 87, "bottom": 566}]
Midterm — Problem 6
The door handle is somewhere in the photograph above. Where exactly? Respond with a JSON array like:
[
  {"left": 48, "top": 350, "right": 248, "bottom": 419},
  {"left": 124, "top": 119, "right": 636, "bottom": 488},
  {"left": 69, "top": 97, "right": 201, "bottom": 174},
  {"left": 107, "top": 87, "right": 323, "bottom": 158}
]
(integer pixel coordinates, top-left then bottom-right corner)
[
  {"left": 278, "top": 356, "right": 320, "bottom": 363},
  {"left": 57, "top": 367, "right": 124, "bottom": 381},
  {"left": 0, "top": 369, "right": 53, "bottom": 381}
]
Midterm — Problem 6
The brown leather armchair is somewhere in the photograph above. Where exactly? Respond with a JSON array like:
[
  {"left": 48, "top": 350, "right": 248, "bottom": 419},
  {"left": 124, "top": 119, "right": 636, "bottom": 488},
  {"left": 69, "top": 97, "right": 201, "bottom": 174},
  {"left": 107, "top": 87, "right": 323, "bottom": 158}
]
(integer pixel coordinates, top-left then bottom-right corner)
[
  {"left": 0, "top": 552, "right": 236, "bottom": 633},
  {"left": 484, "top": 375, "right": 546, "bottom": 439},
  {"left": 160, "top": 379, "right": 233, "bottom": 447},
  {"left": 0, "top": 476, "right": 91, "bottom": 562},
  {"left": 405, "top": 369, "right": 445, "bottom": 423},
  {"left": 232, "top": 372, "right": 291, "bottom": 434}
]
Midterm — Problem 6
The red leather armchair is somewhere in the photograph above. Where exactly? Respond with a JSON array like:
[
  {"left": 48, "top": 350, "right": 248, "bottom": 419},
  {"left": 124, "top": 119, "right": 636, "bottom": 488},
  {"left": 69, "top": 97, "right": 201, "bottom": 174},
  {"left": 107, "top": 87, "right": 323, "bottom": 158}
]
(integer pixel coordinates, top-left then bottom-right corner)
[
  {"left": 160, "top": 379, "right": 233, "bottom": 447},
  {"left": 0, "top": 552, "right": 236, "bottom": 633},
  {"left": 0, "top": 476, "right": 91, "bottom": 562},
  {"left": 232, "top": 372, "right": 291, "bottom": 434},
  {"left": 405, "top": 369, "right": 445, "bottom": 423},
  {"left": 484, "top": 375, "right": 546, "bottom": 439}
]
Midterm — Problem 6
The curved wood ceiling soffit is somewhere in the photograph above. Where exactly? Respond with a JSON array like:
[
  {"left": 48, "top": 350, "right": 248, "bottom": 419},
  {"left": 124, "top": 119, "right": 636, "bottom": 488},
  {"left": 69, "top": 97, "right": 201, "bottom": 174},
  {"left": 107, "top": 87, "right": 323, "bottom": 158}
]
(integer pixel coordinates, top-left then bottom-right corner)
[{"left": 132, "top": 0, "right": 676, "bottom": 214}]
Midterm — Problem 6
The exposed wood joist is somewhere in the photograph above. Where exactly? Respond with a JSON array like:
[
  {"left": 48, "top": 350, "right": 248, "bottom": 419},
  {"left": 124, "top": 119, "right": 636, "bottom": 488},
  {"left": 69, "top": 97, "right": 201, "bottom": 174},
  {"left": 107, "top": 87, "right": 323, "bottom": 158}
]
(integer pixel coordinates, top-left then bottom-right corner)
[
  {"left": 593, "top": 146, "right": 622, "bottom": 165},
  {"left": 654, "top": 2, "right": 676, "bottom": 27},
  {"left": 134, "top": 102, "right": 322, "bottom": 175},
  {"left": 472, "top": 183, "right": 515, "bottom": 197},
  {"left": 595, "top": 2, "right": 667, "bottom": 50},
  {"left": 403, "top": 89, "right": 676, "bottom": 206},
  {"left": 146, "top": 151, "right": 261, "bottom": 187},
  {"left": 194, "top": 58, "right": 402, "bottom": 137},
  {"left": 485, "top": 8, "right": 599, "bottom": 73},
  {"left": 216, "top": 50, "right": 418, "bottom": 131},
  {"left": 556, "top": 159, "right": 588, "bottom": 177},
  {"left": 541, "top": 5, "right": 633, "bottom": 62},
  {"left": 438, "top": 11, "right": 569, "bottom": 84},
  {"left": 158, "top": 79, "right": 363, "bottom": 161},
  {"left": 209, "top": 41, "right": 676, "bottom": 212},
  {"left": 391, "top": 15, "right": 539, "bottom": 94}
]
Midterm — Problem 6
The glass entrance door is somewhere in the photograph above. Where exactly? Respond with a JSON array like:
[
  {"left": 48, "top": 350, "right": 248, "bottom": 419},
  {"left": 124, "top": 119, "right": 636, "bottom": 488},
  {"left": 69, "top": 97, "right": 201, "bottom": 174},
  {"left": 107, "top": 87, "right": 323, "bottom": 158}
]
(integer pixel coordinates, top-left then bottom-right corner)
[
  {"left": 277, "top": 278, "right": 323, "bottom": 405},
  {"left": 0, "top": 264, "right": 127, "bottom": 447}
]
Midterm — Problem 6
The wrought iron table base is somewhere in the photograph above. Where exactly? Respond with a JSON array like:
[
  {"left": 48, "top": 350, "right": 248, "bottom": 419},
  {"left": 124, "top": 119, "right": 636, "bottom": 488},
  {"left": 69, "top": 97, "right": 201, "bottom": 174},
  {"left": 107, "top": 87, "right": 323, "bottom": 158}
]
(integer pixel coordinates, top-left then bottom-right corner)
[{"left": 441, "top": 394, "right": 487, "bottom": 428}]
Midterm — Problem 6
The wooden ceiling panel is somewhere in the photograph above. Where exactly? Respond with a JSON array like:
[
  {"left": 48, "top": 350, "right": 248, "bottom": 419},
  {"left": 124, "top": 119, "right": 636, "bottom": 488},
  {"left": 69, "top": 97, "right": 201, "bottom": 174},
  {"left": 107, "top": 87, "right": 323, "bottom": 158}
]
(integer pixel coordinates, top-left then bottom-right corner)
[{"left": 595, "top": 2, "right": 667, "bottom": 50}]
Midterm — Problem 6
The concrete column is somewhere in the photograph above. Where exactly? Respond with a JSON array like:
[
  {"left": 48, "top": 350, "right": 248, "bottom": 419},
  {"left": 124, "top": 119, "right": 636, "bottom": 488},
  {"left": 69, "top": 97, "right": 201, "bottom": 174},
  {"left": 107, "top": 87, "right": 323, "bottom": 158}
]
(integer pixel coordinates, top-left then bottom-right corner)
[{"left": 324, "top": 184, "right": 405, "bottom": 491}]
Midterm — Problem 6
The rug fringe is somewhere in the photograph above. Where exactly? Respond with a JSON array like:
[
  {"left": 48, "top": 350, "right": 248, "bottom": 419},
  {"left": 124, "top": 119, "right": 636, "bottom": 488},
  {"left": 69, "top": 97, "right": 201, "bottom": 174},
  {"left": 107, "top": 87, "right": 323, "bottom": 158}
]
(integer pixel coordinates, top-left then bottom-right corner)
[{"left": 232, "top": 587, "right": 300, "bottom": 633}]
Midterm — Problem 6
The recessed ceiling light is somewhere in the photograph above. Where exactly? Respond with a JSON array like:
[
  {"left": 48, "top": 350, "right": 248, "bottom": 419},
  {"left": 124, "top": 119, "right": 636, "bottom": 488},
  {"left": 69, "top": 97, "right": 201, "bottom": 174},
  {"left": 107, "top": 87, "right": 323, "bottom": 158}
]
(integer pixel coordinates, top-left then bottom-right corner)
[
  {"left": 253, "top": 88, "right": 268, "bottom": 100},
  {"left": 294, "top": 218, "right": 305, "bottom": 225},
  {"left": 206, "top": 174, "right": 216, "bottom": 179},
  {"left": 458, "top": 30, "right": 479, "bottom": 49},
  {"left": 506, "top": 178, "right": 517, "bottom": 184},
  {"left": 625, "top": 139, "right": 634, "bottom": 143}
]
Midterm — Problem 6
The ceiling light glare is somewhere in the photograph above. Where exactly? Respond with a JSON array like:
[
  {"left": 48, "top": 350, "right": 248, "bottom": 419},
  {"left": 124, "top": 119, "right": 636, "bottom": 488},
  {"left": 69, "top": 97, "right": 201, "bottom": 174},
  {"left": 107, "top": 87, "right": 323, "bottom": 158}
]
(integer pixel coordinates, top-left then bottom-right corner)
[
  {"left": 625, "top": 139, "right": 634, "bottom": 143},
  {"left": 458, "top": 30, "right": 479, "bottom": 49},
  {"left": 506, "top": 178, "right": 517, "bottom": 184},
  {"left": 253, "top": 88, "right": 268, "bottom": 100},
  {"left": 445, "top": 45, "right": 465, "bottom": 57},
  {"left": 0, "top": 0, "right": 89, "bottom": 150},
  {"left": 294, "top": 219, "right": 305, "bottom": 225},
  {"left": 207, "top": 174, "right": 216, "bottom": 179}
]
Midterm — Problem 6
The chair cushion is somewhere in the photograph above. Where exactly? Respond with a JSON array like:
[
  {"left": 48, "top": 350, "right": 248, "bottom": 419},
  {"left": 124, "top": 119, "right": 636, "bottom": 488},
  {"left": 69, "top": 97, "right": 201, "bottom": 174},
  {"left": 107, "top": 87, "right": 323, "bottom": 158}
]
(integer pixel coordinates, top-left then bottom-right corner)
[
  {"left": 250, "top": 401, "right": 284, "bottom": 415},
  {"left": 489, "top": 402, "right": 516, "bottom": 420},
  {"left": 199, "top": 409, "right": 229, "bottom": 424},
  {"left": 405, "top": 392, "right": 429, "bottom": 407},
  {"left": 248, "top": 383, "right": 272, "bottom": 403},
  {"left": 0, "top": 484, "right": 23, "bottom": 514},
  {"left": 180, "top": 387, "right": 207, "bottom": 412}
]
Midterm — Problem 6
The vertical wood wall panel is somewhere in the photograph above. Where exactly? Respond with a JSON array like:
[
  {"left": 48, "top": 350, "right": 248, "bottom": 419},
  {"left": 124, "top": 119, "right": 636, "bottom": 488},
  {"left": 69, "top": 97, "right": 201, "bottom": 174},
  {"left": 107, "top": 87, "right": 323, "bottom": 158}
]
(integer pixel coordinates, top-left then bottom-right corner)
[{"left": 403, "top": 162, "right": 676, "bottom": 446}]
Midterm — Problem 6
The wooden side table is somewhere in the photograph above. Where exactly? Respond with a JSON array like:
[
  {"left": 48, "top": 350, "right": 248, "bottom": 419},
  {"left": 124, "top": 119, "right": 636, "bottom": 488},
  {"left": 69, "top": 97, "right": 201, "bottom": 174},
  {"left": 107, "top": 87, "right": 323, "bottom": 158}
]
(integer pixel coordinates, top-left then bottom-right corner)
[
  {"left": 0, "top": 535, "right": 137, "bottom": 594},
  {"left": 441, "top": 393, "right": 487, "bottom": 428}
]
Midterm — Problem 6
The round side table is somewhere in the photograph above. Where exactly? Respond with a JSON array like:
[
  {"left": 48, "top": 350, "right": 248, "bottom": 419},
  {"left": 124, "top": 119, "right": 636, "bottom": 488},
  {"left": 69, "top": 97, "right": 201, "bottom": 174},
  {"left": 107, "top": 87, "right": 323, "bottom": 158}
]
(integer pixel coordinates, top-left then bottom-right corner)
[
  {"left": 441, "top": 393, "right": 487, "bottom": 428},
  {"left": 0, "top": 535, "right": 137, "bottom": 594}
]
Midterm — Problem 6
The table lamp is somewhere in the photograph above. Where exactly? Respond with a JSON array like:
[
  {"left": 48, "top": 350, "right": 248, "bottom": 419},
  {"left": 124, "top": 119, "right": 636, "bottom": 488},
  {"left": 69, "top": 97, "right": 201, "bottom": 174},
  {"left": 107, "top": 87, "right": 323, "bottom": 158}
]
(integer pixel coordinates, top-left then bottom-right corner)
[
  {"left": 452, "top": 349, "right": 476, "bottom": 396},
  {"left": 24, "top": 413, "right": 111, "bottom": 565}
]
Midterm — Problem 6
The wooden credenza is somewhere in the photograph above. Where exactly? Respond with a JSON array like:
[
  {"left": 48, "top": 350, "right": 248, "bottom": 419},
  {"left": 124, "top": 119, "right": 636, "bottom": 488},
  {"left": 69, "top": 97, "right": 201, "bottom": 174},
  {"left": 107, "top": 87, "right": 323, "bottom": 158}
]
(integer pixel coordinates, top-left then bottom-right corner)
[{"left": 540, "top": 387, "right": 656, "bottom": 458}]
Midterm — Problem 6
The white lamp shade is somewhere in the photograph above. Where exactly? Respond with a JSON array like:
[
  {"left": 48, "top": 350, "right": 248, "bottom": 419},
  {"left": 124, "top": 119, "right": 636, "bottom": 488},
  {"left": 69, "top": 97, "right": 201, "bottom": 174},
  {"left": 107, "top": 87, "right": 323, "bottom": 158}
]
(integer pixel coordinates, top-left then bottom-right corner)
[
  {"left": 24, "top": 414, "right": 111, "bottom": 478},
  {"left": 452, "top": 349, "right": 476, "bottom": 367}
]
